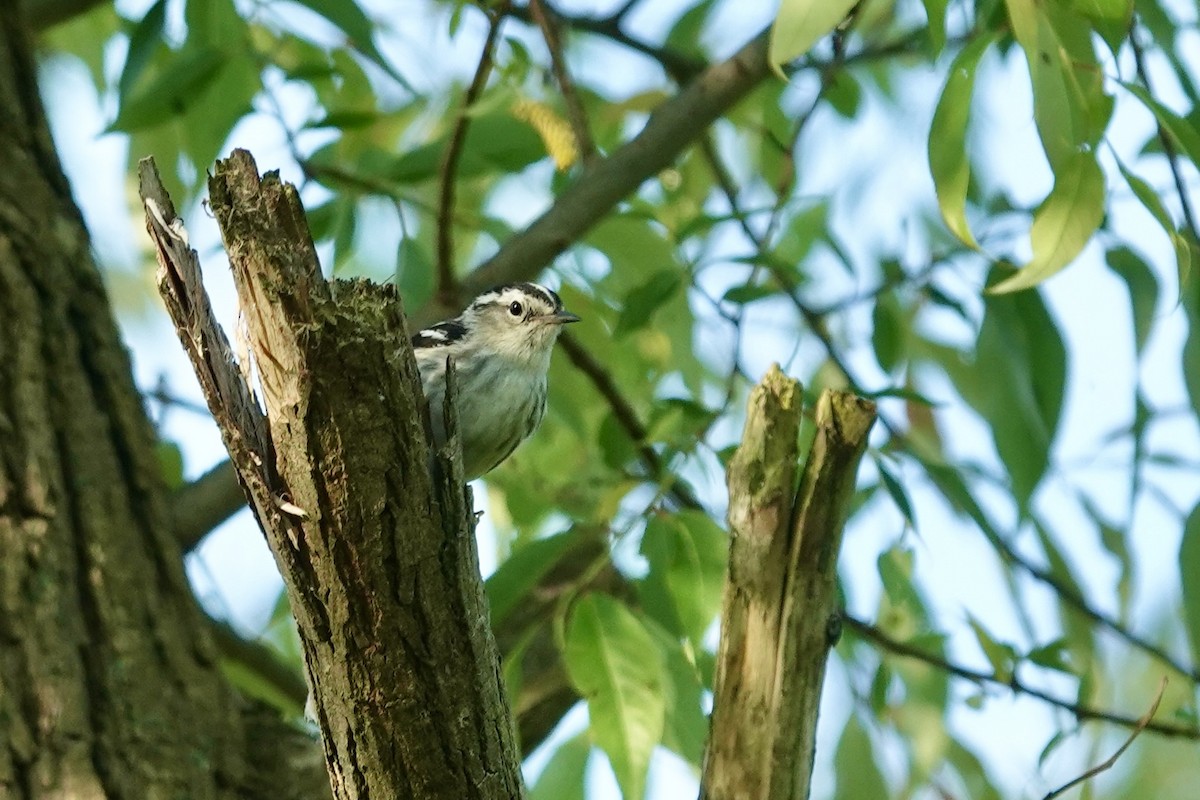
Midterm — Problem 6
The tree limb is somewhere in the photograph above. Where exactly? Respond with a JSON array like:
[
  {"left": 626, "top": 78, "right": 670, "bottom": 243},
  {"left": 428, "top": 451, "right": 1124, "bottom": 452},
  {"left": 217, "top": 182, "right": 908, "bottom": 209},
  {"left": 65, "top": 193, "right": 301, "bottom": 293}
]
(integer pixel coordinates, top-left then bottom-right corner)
[
  {"left": 143, "top": 150, "right": 524, "bottom": 799},
  {"left": 173, "top": 459, "right": 246, "bottom": 552},
  {"left": 702, "top": 368, "right": 877, "bottom": 800}
]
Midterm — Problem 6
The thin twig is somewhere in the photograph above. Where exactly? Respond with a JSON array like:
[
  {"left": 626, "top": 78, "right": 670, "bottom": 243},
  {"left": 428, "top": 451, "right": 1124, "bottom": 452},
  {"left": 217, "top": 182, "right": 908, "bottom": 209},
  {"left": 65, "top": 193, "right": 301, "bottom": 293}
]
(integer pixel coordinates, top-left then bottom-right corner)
[
  {"left": 974, "top": 515, "right": 1199, "bottom": 682},
  {"left": 436, "top": 7, "right": 507, "bottom": 304},
  {"left": 606, "top": 0, "right": 641, "bottom": 24},
  {"left": 1042, "top": 677, "right": 1168, "bottom": 799},
  {"left": 845, "top": 617, "right": 1197, "bottom": 739},
  {"left": 149, "top": 381, "right": 213, "bottom": 417},
  {"left": 301, "top": 160, "right": 442, "bottom": 218},
  {"left": 1129, "top": 19, "right": 1200, "bottom": 243},
  {"left": 558, "top": 332, "right": 704, "bottom": 511},
  {"left": 505, "top": 3, "right": 706, "bottom": 80},
  {"left": 699, "top": 118, "right": 907, "bottom": 440},
  {"left": 529, "top": 0, "right": 598, "bottom": 164}
]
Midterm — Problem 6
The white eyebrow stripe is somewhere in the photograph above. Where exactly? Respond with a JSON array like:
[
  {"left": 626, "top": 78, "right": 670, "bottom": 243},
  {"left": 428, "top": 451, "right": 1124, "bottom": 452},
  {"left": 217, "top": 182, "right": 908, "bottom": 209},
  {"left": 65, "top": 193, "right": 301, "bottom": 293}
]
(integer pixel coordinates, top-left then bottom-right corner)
[
  {"left": 471, "top": 291, "right": 503, "bottom": 308},
  {"left": 530, "top": 284, "right": 558, "bottom": 308},
  {"left": 467, "top": 283, "right": 563, "bottom": 314}
]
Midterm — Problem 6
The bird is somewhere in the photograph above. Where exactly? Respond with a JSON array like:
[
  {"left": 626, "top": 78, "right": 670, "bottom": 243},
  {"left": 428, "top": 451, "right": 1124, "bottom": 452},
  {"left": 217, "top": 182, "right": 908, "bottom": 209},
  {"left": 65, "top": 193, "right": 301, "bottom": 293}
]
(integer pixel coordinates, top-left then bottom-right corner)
[{"left": 412, "top": 282, "right": 579, "bottom": 480}]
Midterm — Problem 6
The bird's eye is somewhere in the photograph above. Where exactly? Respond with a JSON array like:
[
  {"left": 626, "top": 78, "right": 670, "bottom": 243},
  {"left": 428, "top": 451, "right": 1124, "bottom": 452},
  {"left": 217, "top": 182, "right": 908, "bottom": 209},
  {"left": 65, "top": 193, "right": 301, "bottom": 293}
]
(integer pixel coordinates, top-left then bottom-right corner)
[{"left": 508, "top": 301, "right": 523, "bottom": 317}]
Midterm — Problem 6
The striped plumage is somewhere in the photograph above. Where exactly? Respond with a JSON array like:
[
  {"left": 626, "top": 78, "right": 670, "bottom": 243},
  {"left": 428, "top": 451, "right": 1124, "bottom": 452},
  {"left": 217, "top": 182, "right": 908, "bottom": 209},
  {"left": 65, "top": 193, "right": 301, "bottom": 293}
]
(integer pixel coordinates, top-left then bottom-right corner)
[{"left": 413, "top": 283, "right": 578, "bottom": 479}]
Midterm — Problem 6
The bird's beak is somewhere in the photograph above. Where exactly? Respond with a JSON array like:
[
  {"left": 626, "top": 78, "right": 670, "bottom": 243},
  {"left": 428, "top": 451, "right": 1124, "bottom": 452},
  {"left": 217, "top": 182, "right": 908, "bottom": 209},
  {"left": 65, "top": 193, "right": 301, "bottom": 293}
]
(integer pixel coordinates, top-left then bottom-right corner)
[{"left": 547, "top": 311, "right": 581, "bottom": 325}]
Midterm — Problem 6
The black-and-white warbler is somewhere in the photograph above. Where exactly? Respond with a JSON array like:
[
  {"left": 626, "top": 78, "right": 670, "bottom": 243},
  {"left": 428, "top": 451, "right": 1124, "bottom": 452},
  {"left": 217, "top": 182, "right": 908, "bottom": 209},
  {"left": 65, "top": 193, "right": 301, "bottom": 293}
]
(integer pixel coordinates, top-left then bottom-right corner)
[{"left": 413, "top": 282, "right": 579, "bottom": 479}]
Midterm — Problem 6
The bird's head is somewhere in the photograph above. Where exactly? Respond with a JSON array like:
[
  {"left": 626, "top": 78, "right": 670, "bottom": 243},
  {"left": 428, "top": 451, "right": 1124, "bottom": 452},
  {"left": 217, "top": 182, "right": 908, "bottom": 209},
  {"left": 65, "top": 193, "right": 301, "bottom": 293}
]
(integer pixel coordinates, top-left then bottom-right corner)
[{"left": 461, "top": 283, "right": 579, "bottom": 365}]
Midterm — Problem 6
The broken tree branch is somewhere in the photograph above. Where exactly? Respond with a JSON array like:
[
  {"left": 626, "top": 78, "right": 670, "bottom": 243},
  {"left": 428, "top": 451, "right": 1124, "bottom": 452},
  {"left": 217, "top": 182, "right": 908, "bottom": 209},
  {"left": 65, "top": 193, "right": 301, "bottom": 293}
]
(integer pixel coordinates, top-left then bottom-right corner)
[{"left": 702, "top": 366, "right": 876, "bottom": 800}]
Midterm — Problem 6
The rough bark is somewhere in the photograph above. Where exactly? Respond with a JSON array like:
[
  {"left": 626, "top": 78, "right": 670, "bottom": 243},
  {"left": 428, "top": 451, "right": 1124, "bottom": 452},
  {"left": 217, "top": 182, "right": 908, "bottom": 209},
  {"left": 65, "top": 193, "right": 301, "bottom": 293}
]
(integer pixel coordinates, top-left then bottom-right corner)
[
  {"left": 701, "top": 366, "right": 876, "bottom": 800},
  {"left": 0, "top": 5, "right": 330, "bottom": 799},
  {"left": 142, "top": 150, "right": 524, "bottom": 799}
]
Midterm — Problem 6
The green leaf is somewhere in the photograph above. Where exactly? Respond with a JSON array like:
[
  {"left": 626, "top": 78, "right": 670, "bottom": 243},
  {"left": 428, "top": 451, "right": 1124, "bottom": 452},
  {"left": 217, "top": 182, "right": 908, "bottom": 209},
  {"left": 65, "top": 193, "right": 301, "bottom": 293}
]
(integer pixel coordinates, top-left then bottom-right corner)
[
  {"left": 485, "top": 532, "right": 576, "bottom": 627},
  {"left": 155, "top": 440, "right": 184, "bottom": 490},
  {"left": 877, "top": 545, "right": 930, "bottom": 636},
  {"left": 219, "top": 659, "right": 304, "bottom": 716},
  {"left": 1104, "top": 246, "right": 1159, "bottom": 356},
  {"left": 395, "top": 237, "right": 434, "bottom": 311},
  {"left": 380, "top": 112, "right": 544, "bottom": 185},
  {"left": 966, "top": 283, "right": 1066, "bottom": 506},
  {"left": 40, "top": 1, "right": 120, "bottom": 90},
  {"left": 1121, "top": 82, "right": 1200, "bottom": 170},
  {"left": 644, "top": 620, "right": 707, "bottom": 767},
  {"left": 988, "top": 151, "right": 1106, "bottom": 293},
  {"left": 873, "top": 456, "right": 916, "bottom": 530},
  {"left": 530, "top": 734, "right": 590, "bottom": 800},
  {"left": 307, "top": 110, "right": 380, "bottom": 130},
  {"left": 1005, "top": 0, "right": 1112, "bottom": 169},
  {"left": 110, "top": 46, "right": 227, "bottom": 132},
  {"left": 833, "top": 715, "right": 889, "bottom": 798},
  {"left": 384, "top": 143, "right": 444, "bottom": 184},
  {"left": 824, "top": 72, "right": 861, "bottom": 118},
  {"left": 1073, "top": 0, "right": 1134, "bottom": 56},
  {"left": 564, "top": 594, "right": 666, "bottom": 800},
  {"left": 768, "top": 0, "right": 860, "bottom": 75},
  {"left": 306, "top": 195, "right": 357, "bottom": 271},
  {"left": 722, "top": 282, "right": 777, "bottom": 305},
  {"left": 921, "top": 0, "right": 949, "bottom": 53},
  {"left": 1027, "top": 638, "right": 1073, "bottom": 674},
  {"left": 1113, "top": 151, "right": 1193, "bottom": 287},
  {"left": 119, "top": 0, "right": 168, "bottom": 95},
  {"left": 185, "top": 0, "right": 245, "bottom": 46},
  {"left": 1032, "top": 520, "right": 1097, "bottom": 667},
  {"left": 868, "top": 662, "right": 893, "bottom": 714},
  {"left": 1179, "top": 505, "right": 1200, "bottom": 670},
  {"left": 644, "top": 398, "right": 715, "bottom": 450},
  {"left": 1037, "top": 730, "right": 1069, "bottom": 769},
  {"left": 871, "top": 292, "right": 906, "bottom": 372},
  {"left": 290, "top": 0, "right": 414, "bottom": 91},
  {"left": 928, "top": 32, "right": 995, "bottom": 249},
  {"left": 463, "top": 113, "right": 545, "bottom": 173},
  {"left": 639, "top": 511, "right": 727, "bottom": 643},
  {"left": 598, "top": 412, "right": 639, "bottom": 470},
  {"left": 967, "top": 615, "right": 1016, "bottom": 683},
  {"left": 665, "top": 0, "right": 718, "bottom": 57},
  {"left": 1081, "top": 495, "right": 1133, "bottom": 619},
  {"left": 178, "top": 55, "right": 261, "bottom": 189},
  {"left": 1184, "top": 279, "right": 1200, "bottom": 426},
  {"left": 946, "top": 740, "right": 1004, "bottom": 800},
  {"left": 588, "top": 217, "right": 680, "bottom": 293},
  {"left": 614, "top": 270, "right": 682, "bottom": 338}
]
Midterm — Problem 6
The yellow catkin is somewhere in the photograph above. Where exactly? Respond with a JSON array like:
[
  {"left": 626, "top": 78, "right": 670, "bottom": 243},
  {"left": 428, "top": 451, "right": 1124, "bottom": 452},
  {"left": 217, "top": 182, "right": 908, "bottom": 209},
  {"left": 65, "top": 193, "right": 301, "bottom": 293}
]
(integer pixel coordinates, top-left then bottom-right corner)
[{"left": 511, "top": 98, "right": 578, "bottom": 171}]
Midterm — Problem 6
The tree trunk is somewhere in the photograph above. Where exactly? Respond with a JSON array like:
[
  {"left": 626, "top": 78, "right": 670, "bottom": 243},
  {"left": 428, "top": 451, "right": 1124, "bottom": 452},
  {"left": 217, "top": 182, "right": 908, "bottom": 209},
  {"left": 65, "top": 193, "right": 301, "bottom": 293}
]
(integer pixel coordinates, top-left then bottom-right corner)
[
  {"left": 0, "top": 6, "right": 325, "bottom": 798},
  {"left": 142, "top": 150, "right": 525, "bottom": 800}
]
